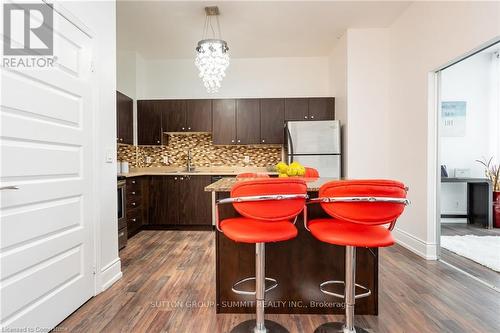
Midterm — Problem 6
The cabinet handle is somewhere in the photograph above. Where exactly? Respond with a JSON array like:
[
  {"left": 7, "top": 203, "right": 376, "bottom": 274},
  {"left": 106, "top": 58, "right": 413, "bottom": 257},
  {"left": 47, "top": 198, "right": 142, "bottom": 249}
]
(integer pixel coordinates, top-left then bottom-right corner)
[
  {"left": 131, "top": 202, "right": 136, "bottom": 206},
  {"left": 237, "top": 140, "right": 241, "bottom": 143},
  {"left": 157, "top": 140, "right": 160, "bottom": 144},
  {"left": 119, "top": 138, "right": 123, "bottom": 141},
  {"left": 262, "top": 139, "right": 265, "bottom": 143},
  {"left": 182, "top": 127, "right": 185, "bottom": 130},
  {"left": 131, "top": 180, "right": 136, "bottom": 184},
  {"left": 132, "top": 218, "right": 136, "bottom": 222},
  {"left": 188, "top": 127, "right": 191, "bottom": 130},
  {"left": 311, "top": 115, "right": 314, "bottom": 119},
  {"left": 119, "top": 231, "right": 125, "bottom": 237},
  {"left": 180, "top": 177, "right": 184, "bottom": 180},
  {"left": 231, "top": 139, "right": 235, "bottom": 143},
  {"left": 131, "top": 191, "right": 136, "bottom": 195},
  {"left": 304, "top": 116, "right": 308, "bottom": 119}
]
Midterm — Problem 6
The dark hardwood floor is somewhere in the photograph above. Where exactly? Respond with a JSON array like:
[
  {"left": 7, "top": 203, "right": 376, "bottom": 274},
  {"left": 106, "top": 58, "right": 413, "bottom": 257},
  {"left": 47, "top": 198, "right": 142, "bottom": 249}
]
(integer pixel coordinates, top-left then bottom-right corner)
[
  {"left": 59, "top": 230, "right": 500, "bottom": 333},
  {"left": 440, "top": 223, "right": 500, "bottom": 289}
]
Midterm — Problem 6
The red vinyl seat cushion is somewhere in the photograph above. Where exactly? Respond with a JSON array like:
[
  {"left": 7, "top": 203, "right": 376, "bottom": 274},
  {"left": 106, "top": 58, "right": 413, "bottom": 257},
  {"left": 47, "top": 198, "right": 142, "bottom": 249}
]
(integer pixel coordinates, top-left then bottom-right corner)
[
  {"left": 220, "top": 217, "right": 298, "bottom": 243},
  {"left": 308, "top": 218, "right": 394, "bottom": 247}
]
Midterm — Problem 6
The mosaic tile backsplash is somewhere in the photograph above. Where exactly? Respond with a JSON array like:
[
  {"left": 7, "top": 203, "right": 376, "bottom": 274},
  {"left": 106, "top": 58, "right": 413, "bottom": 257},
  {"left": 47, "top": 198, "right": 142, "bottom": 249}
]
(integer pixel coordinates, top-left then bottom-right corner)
[{"left": 117, "top": 134, "right": 282, "bottom": 168}]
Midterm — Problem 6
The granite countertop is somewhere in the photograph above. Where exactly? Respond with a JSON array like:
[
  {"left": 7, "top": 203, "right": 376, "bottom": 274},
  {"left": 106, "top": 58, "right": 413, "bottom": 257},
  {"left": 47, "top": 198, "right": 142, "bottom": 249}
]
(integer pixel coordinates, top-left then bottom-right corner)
[
  {"left": 204, "top": 177, "right": 340, "bottom": 192},
  {"left": 118, "top": 166, "right": 278, "bottom": 178}
]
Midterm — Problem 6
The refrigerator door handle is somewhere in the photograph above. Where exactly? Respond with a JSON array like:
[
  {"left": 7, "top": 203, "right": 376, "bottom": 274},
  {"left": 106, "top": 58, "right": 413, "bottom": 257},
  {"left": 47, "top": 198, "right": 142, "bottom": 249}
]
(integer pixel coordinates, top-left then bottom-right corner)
[{"left": 285, "top": 124, "right": 294, "bottom": 163}]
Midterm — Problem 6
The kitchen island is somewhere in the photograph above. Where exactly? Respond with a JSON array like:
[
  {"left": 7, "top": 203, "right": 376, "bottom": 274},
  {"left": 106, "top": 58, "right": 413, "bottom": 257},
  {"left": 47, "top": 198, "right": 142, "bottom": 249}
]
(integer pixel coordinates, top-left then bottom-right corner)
[{"left": 205, "top": 177, "right": 378, "bottom": 315}]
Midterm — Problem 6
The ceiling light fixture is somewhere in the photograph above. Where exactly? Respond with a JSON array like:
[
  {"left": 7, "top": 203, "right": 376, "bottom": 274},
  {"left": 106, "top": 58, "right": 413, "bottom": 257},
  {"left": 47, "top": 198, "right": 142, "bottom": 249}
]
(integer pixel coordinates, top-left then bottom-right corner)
[{"left": 195, "top": 6, "right": 229, "bottom": 93}]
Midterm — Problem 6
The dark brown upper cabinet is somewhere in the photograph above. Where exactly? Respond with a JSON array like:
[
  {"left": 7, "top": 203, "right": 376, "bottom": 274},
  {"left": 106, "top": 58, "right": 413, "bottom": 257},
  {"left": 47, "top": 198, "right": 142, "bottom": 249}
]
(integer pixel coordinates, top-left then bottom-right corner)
[
  {"left": 161, "top": 99, "right": 212, "bottom": 133},
  {"left": 160, "top": 100, "right": 187, "bottom": 133},
  {"left": 260, "top": 99, "right": 285, "bottom": 144},
  {"left": 309, "top": 97, "right": 335, "bottom": 120},
  {"left": 116, "top": 91, "right": 133, "bottom": 144},
  {"left": 236, "top": 99, "right": 260, "bottom": 145},
  {"left": 285, "top": 97, "right": 334, "bottom": 121},
  {"left": 212, "top": 99, "right": 236, "bottom": 145},
  {"left": 137, "top": 100, "right": 162, "bottom": 145},
  {"left": 285, "top": 98, "right": 309, "bottom": 121},
  {"left": 186, "top": 99, "right": 212, "bottom": 132}
]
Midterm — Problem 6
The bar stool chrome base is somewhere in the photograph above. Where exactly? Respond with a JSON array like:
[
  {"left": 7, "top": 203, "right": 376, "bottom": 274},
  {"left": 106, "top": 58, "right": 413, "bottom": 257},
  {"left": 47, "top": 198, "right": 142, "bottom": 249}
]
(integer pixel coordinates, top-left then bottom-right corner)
[
  {"left": 313, "top": 322, "right": 370, "bottom": 333},
  {"left": 230, "top": 319, "right": 289, "bottom": 333}
]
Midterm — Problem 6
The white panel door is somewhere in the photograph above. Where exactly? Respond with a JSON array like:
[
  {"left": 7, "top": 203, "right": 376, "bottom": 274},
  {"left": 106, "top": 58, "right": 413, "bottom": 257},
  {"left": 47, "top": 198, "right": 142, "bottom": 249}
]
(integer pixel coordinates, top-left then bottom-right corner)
[{"left": 0, "top": 3, "right": 95, "bottom": 330}]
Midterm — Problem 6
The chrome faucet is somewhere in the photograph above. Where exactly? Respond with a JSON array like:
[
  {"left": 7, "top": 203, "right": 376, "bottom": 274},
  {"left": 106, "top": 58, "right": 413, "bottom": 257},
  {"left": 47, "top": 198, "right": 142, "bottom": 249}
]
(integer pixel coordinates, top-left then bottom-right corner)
[{"left": 186, "top": 149, "right": 194, "bottom": 172}]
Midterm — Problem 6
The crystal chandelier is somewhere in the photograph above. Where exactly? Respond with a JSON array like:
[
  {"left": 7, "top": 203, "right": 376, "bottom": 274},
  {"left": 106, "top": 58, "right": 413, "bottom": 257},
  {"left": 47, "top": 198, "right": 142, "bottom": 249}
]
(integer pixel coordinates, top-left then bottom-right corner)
[{"left": 195, "top": 6, "right": 229, "bottom": 93}]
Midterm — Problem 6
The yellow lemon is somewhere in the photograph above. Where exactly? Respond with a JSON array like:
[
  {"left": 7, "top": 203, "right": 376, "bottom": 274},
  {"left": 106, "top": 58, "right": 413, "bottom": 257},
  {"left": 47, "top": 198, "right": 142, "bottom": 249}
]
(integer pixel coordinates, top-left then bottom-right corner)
[
  {"left": 278, "top": 173, "right": 289, "bottom": 178},
  {"left": 287, "top": 166, "right": 298, "bottom": 176},
  {"left": 276, "top": 162, "right": 288, "bottom": 174},
  {"left": 297, "top": 166, "right": 306, "bottom": 176}
]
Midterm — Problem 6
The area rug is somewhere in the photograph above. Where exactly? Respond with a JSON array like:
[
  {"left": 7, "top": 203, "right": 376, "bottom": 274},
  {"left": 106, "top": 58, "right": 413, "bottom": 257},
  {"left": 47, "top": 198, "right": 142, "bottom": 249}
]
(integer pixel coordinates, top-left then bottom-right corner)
[{"left": 441, "top": 235, "right": 500, "bottom": 272}]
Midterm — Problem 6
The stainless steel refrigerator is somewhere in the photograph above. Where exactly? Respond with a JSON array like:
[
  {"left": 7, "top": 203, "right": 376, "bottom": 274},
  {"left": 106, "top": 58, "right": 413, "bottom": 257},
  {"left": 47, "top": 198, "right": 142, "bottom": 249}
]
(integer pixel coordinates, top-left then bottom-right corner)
[{"left": 285, "top": 120, "right": 341, "bottom": 178}]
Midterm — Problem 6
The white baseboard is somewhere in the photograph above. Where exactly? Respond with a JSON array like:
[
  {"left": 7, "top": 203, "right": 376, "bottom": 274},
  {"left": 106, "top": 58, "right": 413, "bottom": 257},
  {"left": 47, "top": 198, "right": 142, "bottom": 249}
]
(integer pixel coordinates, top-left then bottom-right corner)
[
  {"left": 393, "top": 227, "right": 437, "bottom": 260},
  {"left": 99, "top": 257, "right": 122, "bottom": 292},
  {"left": 440, "top": 218, "right": 467, "bottom": 224}
]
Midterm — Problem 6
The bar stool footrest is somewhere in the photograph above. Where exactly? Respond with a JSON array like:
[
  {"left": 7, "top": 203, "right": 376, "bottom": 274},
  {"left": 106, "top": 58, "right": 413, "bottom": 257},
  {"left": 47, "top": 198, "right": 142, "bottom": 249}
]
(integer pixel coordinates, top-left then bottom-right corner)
[
  {"left": 319, "top": 280, "right": 371, "bottom": 300},
  {"left": 232, "top": 276, "right": 278, "bottom": 296},
  {"left": 313, "top": 322, "right": 370, "bottom": 333}
]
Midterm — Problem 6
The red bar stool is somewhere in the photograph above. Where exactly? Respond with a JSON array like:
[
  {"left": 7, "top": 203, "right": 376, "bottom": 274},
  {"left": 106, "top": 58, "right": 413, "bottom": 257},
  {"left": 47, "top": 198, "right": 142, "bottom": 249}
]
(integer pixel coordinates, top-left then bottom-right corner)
[
  {"left": 304, "top": 167, "right": 320, "bottom": 178},
  {"left": 236, "top": 172, "right": 271, "bottom": 179},
  {"left": 216, "top": 178, "right": 308, "bottom": 333},
  {"left": 305, "top": 180, "right": 409, "bottom": 333}
]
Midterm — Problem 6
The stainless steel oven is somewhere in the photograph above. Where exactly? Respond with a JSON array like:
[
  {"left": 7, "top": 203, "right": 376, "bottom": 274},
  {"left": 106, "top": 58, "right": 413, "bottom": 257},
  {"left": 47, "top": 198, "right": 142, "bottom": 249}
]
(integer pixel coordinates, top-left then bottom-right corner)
[{"left": 117, "top": 179, "right": 127, "bottom": 249}]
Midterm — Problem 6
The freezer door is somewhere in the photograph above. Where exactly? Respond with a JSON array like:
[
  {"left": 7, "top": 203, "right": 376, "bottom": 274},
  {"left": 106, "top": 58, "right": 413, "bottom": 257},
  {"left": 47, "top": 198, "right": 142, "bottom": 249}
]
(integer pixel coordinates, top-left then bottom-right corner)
[
  {"left": 288, "top": 155, "right": 341, "bottom": 178},
  {"left": 287, "top": 120, "right": 340, "bottom": 154}
]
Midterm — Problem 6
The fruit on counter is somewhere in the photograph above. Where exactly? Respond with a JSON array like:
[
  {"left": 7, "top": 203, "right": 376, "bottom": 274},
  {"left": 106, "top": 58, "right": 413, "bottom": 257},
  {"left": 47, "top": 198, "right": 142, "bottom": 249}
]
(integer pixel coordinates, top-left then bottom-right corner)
[
  {"left": 276, "top": 162, "right": 288, "bottom": 174},
  {"left": 278, "top": 173, "right": 289, "bottom": 178},
  {"left": 275, "top": 161, "right": 306, "bottom": 177}
]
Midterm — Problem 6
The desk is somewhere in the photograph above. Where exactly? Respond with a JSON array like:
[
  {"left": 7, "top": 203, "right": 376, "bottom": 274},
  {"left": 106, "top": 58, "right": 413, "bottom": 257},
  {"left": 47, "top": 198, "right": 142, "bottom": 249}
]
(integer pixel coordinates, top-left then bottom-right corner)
[{"left": 441, "top": 178, "right": 492, "bottom": 229}]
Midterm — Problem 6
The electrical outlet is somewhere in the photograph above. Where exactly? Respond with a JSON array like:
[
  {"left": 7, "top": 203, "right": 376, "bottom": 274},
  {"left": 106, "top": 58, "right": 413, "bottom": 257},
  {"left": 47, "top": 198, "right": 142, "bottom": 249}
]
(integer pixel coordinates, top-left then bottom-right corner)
[
  {"left": 146, "top": 156, "right": 152, "bottom": 164},
  {"left": 243, "top": 156, "right": 250, "bottom": 163},
  {"left": 163, "top": 156, "right": 169, "bottom": 164}
]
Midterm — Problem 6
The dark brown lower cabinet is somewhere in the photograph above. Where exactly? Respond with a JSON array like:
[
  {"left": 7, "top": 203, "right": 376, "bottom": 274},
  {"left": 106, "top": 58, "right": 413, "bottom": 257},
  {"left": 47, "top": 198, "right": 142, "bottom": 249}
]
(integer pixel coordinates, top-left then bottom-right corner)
[
  {"left": 126, "top": 176, "right": 149, "bottom": 237},
  {"left": 148, "top": 175, "right": 212, "bottom": 226},
  {"left": 180, "top": 176, "right": 212, "bottom": 225}
]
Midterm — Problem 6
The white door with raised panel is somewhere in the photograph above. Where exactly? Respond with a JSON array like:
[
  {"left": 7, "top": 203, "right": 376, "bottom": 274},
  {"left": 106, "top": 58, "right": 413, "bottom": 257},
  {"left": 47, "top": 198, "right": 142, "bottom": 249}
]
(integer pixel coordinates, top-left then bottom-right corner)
[{"left": 1, "top": 2, "right": 95, "bottom": 330}]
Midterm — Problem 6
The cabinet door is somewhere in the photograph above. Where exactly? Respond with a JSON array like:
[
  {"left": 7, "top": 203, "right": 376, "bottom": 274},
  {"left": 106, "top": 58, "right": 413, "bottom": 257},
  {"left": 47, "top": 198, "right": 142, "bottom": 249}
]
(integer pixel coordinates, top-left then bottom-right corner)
[
  {"left": 236, "top": 99, "right": 260, "bottom": 144},
  {"left": 186, "top": 99, "right": 212, "bottom": 132},
  {"left": 212, "top": 99, "right": 236, "bottom": 145},
  {"left": 260, "top": 98, "right": 284, "bottom": 144},
  {"left": 161, "top": 100, "right": 187, "bottom": 132},
  {"left": 284, "top": 98, "right": 309, "bottom": 121},
  {"left": 180, "top": 176, "right": 212, "bottom": 225},
  {"left": 116, "top": 91, "right": 133, "bottom": 144},
  {"left": 166, "top": 176, "right": 180, "bottom": 225},
  {"left": 308, "top": 98, "right": 335, "bottom": 120},
  {"left": 137, "top": 100, "right": 162, "bottom": 145},
  {"left": 148, "top": 176, "right": 169, "bottom": 224}
]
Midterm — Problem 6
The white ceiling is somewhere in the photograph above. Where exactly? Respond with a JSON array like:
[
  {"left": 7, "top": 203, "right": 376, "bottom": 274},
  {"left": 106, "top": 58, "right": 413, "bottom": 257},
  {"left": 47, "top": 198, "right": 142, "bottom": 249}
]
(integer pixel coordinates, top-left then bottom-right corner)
[{"left": 117, "top": 1, "right": 412, "bottom": 59}]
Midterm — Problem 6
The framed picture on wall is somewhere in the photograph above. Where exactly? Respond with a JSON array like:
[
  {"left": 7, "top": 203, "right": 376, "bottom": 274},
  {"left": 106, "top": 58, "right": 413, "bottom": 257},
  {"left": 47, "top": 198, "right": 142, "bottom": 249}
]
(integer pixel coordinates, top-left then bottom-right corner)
[{"left": 441, "top": 101, "right": 466, "bottom": 137}]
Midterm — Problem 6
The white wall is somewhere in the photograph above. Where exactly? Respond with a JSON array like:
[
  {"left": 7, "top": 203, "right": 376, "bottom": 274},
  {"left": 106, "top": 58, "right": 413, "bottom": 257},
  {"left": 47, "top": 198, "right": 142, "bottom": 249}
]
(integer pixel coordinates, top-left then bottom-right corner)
[
  {"left": 345, "top": 29, "right": 390, "bottom": 179},
  {"left": 136, "top": 56, "right": 330, "bottom": 99},
  {"left": 385, "top": 1, "right": 500, "bottom": 258},
  {"left": 329, "top": 35, "right": 348, "bottom": 176},
  {"left": 63, "top": 1, "right": 121, "bottom": 292},
  {"left": 440, "top": 52, "right": 499, "bottom": 216}
]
